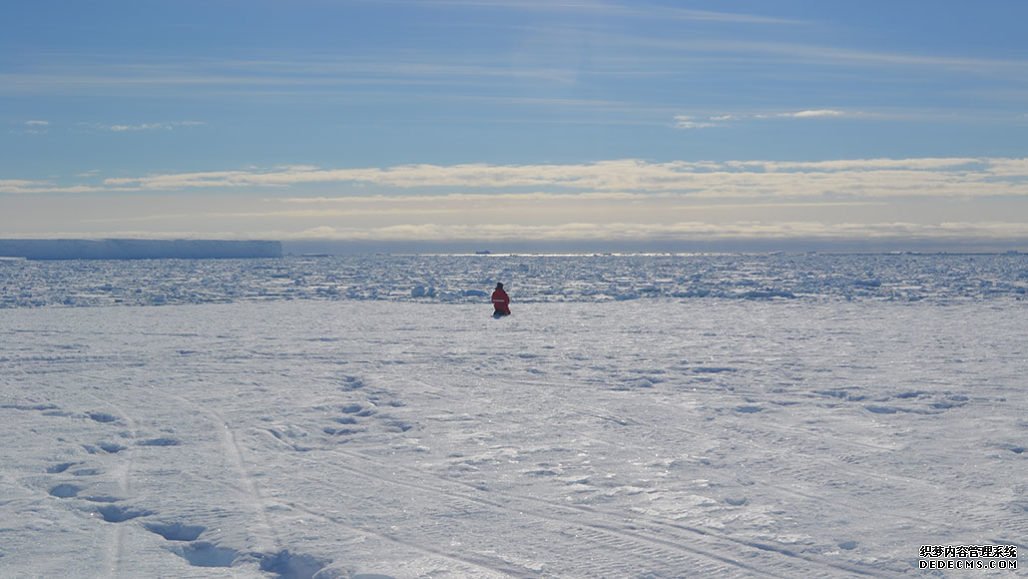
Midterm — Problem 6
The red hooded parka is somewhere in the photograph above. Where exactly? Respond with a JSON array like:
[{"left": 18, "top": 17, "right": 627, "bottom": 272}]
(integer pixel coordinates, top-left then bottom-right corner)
[{"left": 491, "top": 284, "right": 511, "bottom": 315}]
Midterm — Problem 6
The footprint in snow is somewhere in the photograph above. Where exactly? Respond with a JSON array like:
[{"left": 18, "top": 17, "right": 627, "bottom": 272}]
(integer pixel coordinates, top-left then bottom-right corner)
[
  {"left": 258, "top": 549, "right": 330, "bottom": 579},
  {"left": 87, "top": 411, "right": 119, "bottom": 424},
  {"left": 83, "top": 442, "right": 128, "bottom": 454},
  {"left": 323, "top": 426, "right": 364, "bottom": 437},
  {"left": 95, "top": 504, "right": 152, "bottom": 523},
  {"left": 865, "top": 405, "right": 899, "bottom": 415},
  {"left": 340, "top": 375, "right": 366, "bottom": 391},
  {"left": 173, "top": 542, "right": 238, "bottom": 568},
  {"left": 342, "top": 403, "right": 376, "bottom": 417},
  {"left": 734, "top": 405, "right": 763, "bottom": 414},
  {"left": 145, "top": 521, "right": 205, "bottom": 542},
  {"left": 49, "top": 483, "right": 83, "bottom": 499},
  {"left": 136, "top": 437, "right": 182, "bottom": 447},
  {"left": 385, "top": 419, "right": 413, "bottom": 433}
]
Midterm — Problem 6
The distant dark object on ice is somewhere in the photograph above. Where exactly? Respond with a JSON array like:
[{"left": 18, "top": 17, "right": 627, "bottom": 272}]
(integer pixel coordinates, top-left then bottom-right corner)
[{"left": 0, "top": 239, "right": 282, "bottom": 260}]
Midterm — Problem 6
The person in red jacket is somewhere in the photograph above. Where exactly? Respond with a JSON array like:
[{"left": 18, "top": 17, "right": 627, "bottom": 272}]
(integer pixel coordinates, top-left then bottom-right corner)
[{"left": 491, "top": 282, "right": 511, "bottom": 317}]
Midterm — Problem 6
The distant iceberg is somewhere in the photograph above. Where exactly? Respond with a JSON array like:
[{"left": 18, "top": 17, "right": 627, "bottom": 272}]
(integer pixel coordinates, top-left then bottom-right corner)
[{"left": 0, "top": 239, "right": 282, "bottom": 260}]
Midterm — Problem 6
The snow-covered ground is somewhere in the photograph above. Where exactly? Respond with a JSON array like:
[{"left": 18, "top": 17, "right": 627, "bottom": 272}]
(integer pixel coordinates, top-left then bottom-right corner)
[{"left": 1, "top": 255, "right": 1025, "bottom": 577}]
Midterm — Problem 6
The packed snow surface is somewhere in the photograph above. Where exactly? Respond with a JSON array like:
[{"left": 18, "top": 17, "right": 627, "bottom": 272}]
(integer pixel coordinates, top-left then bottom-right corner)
[{"left": 1, "top": 254, "right": 1025, "bottom": 577}]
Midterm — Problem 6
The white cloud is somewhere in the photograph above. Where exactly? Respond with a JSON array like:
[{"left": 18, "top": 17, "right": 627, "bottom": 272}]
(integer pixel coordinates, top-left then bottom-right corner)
[
  {"left": 13, "top": 120, "right": 51, "bottom": 135},
  {"left": 9, "top": 157, "right": 1027, "bottom": 247},
  {"left": 673, "top": 115, "right": 717, "bottom": 129},
  {"left": 109, "top": 123, "right": 166, "bottom": 132},
  {"left": 13, "top": 219, "right": 1028, "bottom": 244},
  {"left": 674, "top": 108, "right": 872, "bottom": 129},
  {"left": 263, "top": 220, "right": 1028, "bottom": 242},
  {"left": 85, "top": 121, "right": 204, "bottom": 132},
  {"left": 0, "top": 180, "right": 43, "bottom": 192},
  {"left": 95, "top": 157, "right": 1028, "bottom": 199},
  {"left": 780, "top": 109, "right": 847, "bottom": 118},
  {"left": 982, "top": 157, "right": 1028, "bottom": 177},
  {"left": 0, "top": 178, "right": 126, "bottom": 194}
]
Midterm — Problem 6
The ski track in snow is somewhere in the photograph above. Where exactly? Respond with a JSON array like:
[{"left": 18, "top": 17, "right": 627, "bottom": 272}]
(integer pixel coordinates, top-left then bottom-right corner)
[{"left": 1, "top": 282, "right": 1026, "bottom": 577}]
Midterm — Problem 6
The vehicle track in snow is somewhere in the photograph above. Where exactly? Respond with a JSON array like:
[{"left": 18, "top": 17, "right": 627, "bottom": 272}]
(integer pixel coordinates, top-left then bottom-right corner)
[
  {"left": 360, "top": 370, "right": 961, "bottom": 576},
  {"left": 281, "top": 501, "right": 524, "bottom": 578},
  {"left": 504, "top": 372, "right": 1017, "bottom": 546},
  {"left": 82, "top": 391, "right": 141, "bottom": 579},
  {"left": 149, "top": 387, "right": 285, "bottom": 557},
  {"left": 720, "top": 417, "right": 1028, "bottom": 539},
  {"left": 264, "top": 427, "right": 878, "bottom": 578}
]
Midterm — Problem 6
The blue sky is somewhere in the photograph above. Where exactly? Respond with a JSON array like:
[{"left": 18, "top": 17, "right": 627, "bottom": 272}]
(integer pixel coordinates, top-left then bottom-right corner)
[{"left": 2, "top": 0, "right": 1027, "bottom": 250}]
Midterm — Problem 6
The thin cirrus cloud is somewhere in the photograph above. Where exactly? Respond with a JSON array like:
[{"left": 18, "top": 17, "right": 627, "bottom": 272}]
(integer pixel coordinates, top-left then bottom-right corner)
[
  {"left": 675, "top": 109, "right": 867, "bottom": 129},
  {"left": 11, "top": 120, "right": 50, "bottom": 135},
  {"left": 365, "top": 0, "right": 804, "bottom": 26},
  {"left": 625, "top": 36, "right": 1028, "bottom": 75},
  {"left": 83, "top": 121, "right": 205, "bottom": 132},
  {"left": 7, "top": 29, "right": 1021, "bottom": 101},
  {"left": 0, "top": 56, "right": 578, "bottom": 97}
]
